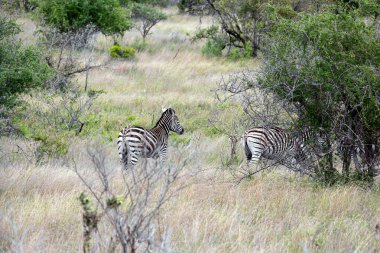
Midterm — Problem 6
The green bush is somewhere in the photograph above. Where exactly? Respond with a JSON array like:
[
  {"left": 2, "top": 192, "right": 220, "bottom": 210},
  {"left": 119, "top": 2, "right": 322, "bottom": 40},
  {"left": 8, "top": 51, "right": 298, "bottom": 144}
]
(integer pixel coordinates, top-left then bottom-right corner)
[
  {"left": 227, "top": 43, "right": 253, "bottom": 61},
  {"left": 35, "top": 0, "right": 131, "bottom": 35},
  {"left": 109, "top": 44, "right": 137, "bottom": 59},
  {"left": 201, "top": 39, "right": 224, "bottom": 57},
  {"left": 260, "top": 12, "right": 380, "bottom": 181},
  {"left": 33, "top": 129, "right": 70, "bottom": 161},
  {"left": 15, "top": 86, "right": 98, "bottom": 161},
  {"left": 16, "top": 119, "right": 70, "bottom": 162},
  {"left": 122, "top": 47, "right": 137, "bottom": 58},
  {"left": 227, "top": 48, "right": 242, "bottom": 61},
  {"left": 109, "top": 44, "right": 123, "bottom": 58},
  {"left": 0, "top": 17, "right": 52, "bottom": 110}
]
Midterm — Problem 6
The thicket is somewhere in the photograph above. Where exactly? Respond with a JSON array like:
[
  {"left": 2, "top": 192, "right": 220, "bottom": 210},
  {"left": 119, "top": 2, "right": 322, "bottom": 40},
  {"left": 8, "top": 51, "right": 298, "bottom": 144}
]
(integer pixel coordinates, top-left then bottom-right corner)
[
  {"left": 109, "top": 43, "right": 137, "bottom": 59},
  {"left": 0, "top": 17, "right": 52, "bottom": 133},
  {"left": 217, "top": 2, "right": 380, "bottom": 184},
  {"left": 186, "top": 0, "right": 380, "bottom": 59},
  {"left": 260, "top": 11, "right": 380, "bottom": 183},
  {"left": 0, "top": 0, "right": 135, "bottom": 161},
  {"left": 34, "top": 0, "right": 131, "bottom": 35}
]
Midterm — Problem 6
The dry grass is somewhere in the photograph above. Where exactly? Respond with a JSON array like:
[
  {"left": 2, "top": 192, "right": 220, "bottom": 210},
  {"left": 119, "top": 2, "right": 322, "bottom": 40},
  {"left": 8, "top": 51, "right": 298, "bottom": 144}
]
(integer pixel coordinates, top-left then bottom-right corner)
[
  {"left": 1, "top": 150, "right": 379, "bottom": 252},
  {"left": 0, "top": 164, "right": 82, "bottom": 252},
  {"left": 164, "top": 173, "right": 380, "bottom": 253},
  {"left": 2, "top": 9, "right": 380, "bottom": 253}
]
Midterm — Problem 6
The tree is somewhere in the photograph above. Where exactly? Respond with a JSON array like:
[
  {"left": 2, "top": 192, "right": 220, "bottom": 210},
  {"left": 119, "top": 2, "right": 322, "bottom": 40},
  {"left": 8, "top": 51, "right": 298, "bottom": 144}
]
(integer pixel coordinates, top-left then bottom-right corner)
[
  {"left": 0, "top": 17, "right": 51, "bottom": 110},
  {"left": 132, "top": 3, "right": 167, "bottom": 42},
  {"left": 178, "top": 0, "right": 205, "bottom": 14},
  {"left": 33, "top": 0, "right": 128, "bottom": 90},
  {"left": 0, "top": 0, "right": 37, "bottom": 13},
  {"left": 259, "top": 12, "right": 380, "bottom": 182},
  {"left": 35, "top": 0, "right": 131, "bottom": 36},
  {"left": 188, "top": 0, "right": 379, "bottom": 58},
  {"left": 187, "top": 0, "right": 301, "bottom": 57}
]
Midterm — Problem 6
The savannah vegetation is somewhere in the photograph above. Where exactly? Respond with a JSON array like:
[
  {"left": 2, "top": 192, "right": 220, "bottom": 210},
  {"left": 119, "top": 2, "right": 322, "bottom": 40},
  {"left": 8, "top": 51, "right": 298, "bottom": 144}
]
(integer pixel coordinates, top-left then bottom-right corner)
[{"left": 0, "top": 0, "right": 380, "bottom": 252}]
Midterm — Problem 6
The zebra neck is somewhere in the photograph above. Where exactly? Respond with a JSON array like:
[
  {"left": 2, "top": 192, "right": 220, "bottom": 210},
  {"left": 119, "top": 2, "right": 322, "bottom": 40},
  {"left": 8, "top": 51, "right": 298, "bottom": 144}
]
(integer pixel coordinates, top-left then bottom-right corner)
[{"left": 151, "top": 122, "right": 170, "bottom": 138}]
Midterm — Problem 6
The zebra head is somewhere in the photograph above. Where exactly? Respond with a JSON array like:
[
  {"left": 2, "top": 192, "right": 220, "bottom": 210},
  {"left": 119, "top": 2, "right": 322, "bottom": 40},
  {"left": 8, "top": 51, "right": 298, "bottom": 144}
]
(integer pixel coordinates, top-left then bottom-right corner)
[{"left": 163, "top": 108, "right": 184, "bottom": 135}]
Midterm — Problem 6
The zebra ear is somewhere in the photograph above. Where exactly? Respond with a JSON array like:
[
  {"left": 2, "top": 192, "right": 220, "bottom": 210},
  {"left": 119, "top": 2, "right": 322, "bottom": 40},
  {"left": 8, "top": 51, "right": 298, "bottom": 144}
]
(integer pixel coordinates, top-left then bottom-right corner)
[
  {"left": 168, "top": 108, "right": 175, "bottom": 114},
  {"left": 162, "top": 106, "right": 167, "bottom": 112}
]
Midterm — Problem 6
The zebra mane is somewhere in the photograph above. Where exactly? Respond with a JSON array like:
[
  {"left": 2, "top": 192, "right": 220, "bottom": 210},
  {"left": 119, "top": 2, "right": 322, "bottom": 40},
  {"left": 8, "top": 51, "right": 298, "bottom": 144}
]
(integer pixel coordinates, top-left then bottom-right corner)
[{"left": 154, "top": 108, "right": 174, "bottom": 128}]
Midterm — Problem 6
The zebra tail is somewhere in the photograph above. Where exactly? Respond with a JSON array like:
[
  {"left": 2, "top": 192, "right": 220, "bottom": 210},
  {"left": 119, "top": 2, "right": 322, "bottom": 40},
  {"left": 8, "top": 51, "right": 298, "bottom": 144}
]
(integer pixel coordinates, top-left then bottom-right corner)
[
  {"left": 117, "top": 129, "right": 129, "bottom": 167},
  {"left": 243, "top": 134, "right": 252, "bottom": 161}
]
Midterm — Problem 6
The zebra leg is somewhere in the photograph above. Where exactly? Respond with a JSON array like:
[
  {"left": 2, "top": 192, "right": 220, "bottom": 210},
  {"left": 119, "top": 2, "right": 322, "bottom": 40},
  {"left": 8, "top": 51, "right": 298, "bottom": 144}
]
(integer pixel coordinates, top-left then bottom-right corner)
[
  {"left": 245, "top": 140, "right": 262, "bottom": 168},
  {"left": 126, "top": 151, "right": 139, "bottom": 168},
  {"left": 158, "top": 151, "right": 167, "bottom": 168},
  {"left": 151, "top": 153, "right": 162, "bottom": 168},
  {"left": 155, "top": 144, "right": 167, "bottom": 168}
]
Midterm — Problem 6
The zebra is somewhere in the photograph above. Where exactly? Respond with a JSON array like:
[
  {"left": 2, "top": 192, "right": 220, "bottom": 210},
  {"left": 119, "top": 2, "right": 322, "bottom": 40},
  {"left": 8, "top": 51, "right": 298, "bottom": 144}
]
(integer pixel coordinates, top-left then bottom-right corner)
[
  {"left": 242, "top": 126, "right": 327, "bottom": 173},
  {"left": 117, "top": 108, "right": 184, "bottom": 168},
  {"left": 337, "top": 139, "right": 379, "bottom": 175},
  {"left": 337, "top": 139, "right": 365, "bottom": 173}
]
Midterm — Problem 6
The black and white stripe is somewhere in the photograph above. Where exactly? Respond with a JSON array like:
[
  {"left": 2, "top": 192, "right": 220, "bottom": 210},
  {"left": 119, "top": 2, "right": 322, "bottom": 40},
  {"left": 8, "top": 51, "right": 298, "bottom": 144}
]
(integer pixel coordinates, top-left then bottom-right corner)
[
  {"left": 337, "top": 140, "right": 379, "bottom": 173},
  {"left": 117, "top": 108, "right": 184, "bottom": 168},
  {"left": 242, "top": 126, "right": 326, "bottom": 171}
]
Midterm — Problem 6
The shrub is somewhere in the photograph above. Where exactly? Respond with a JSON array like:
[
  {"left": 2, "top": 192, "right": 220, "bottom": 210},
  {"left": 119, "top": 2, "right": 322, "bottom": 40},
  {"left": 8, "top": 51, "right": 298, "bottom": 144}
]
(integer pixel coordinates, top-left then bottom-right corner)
[
  {"left": 35, "top": 0, "right": 131, "bottom": 35},
  {"left": 122, "top": 47, "right": 137, "bottom": 59},
  {"left": 109, "top": 44, "right": 123, "bottom": 58},
  {"left": 201, "top": 39, "right": 224, "bottom": 57},
  {"left": 109, "top": 44, "right": 137, "bottom": 59},
  {"left": 0, "top": 16, "right": 52, "bottom": 135},
  {"left": 0, "top": 17, "right": 52, "bottom": 110},
  {"left": 260, "top": 12, "right": 380, "bottom": 181},
  {"left": 15, "top": 85, "right": 98, "bottom": 161},
  {"left": 227, "top": 48, "right": 242, "bottom": 61},
  {"left": 227, "top": 43, "right": 254, "bottom": 61}
]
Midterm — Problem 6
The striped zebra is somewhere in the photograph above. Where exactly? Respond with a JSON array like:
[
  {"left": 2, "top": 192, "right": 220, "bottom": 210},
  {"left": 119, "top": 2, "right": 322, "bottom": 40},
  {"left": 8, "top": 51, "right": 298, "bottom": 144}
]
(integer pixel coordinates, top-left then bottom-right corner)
[
  {"left": 242, "top": 126, "right": 327, "bottom": 173},
  {"left": 117, "top": 108, "right": 184, "bottom": 168},
  {"left": 337, "top": 139, "right": 365, "bottom": 173},
  {"left": 337, "top": 140, "right": 379, "bottom": 174}
]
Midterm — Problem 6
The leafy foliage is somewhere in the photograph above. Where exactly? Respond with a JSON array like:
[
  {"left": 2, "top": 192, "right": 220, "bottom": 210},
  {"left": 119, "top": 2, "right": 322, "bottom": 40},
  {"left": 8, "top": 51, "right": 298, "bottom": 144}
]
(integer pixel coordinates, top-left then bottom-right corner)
[
  {"left": 335, "top": 0, "right": 380, "bottom": 16},
  {"left": 109, "top": 43, "right": 137, "bottom": 59},
  {"left": 120, "top": 0, "right": 171, "bottom": 7},
  {"left": 227, "top": 43, "right": 254, "bottom": 60},
  {"left": 187, "top": 0, "right": 379, "bottom": 58},
  {"left": 260, "top": 12, "right": 380, "bottom": 180},
  {"left": 14, "top": 85, "right": 99, "bottom": 161},
  {"left": 0, "top": 17, "right": 51, "bottom": 109},
  {"left": 201, "top": 39, "right": 225, "bottom": 57},
  {"left": 35, "top": 0, "right": 131, "bottom": 35},
  {"left": 0, "top": 0, "right": 38, "bottom": 13},
  {"left": 187, "top": 0, "right": 301, "bottom": 57},
  {"left": 132, "top": 2, "right": 167, "bottom": 41},
  {"left": 122, "top": 47, "right": 137, "bottom": 58},
  {"left": 177, "top": 0, "right": 204, "bottom": 14},
  {"left": 109, "top": 44, "right": 123, "bottom": 58}
]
